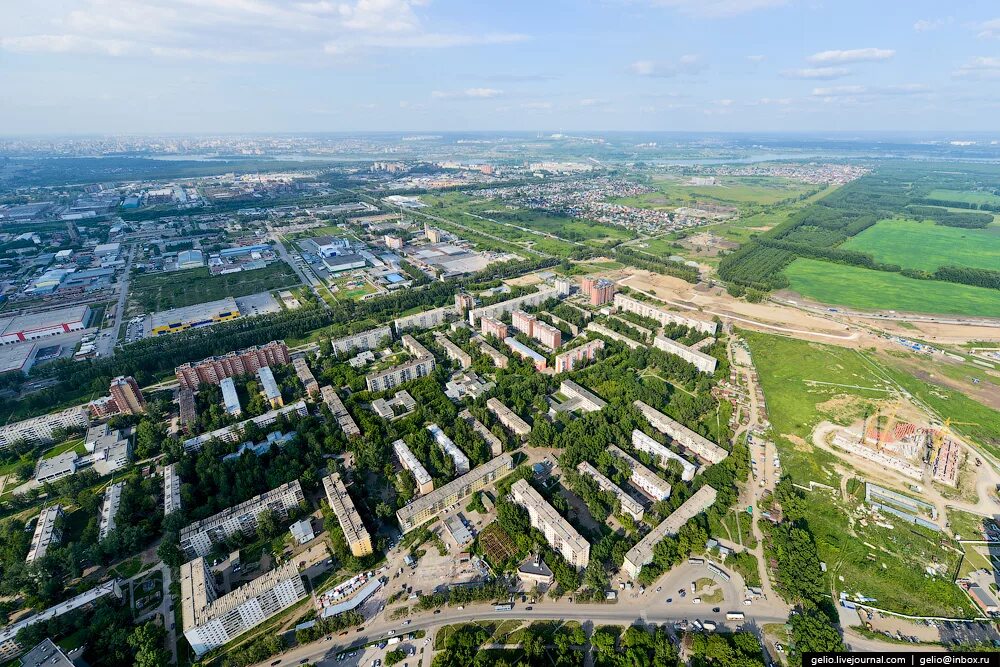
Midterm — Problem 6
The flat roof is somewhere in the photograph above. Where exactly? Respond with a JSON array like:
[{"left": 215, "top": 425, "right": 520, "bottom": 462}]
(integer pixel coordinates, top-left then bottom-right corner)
[
  {"left": 0, "top": 304, "right": 90, "bottom": 336},
  {"left": 504, "top": 337, "right": 546, "bottom": 364},
  {"left": 150, "top": 297, "right": 239, "bottom": 328},
  {"left": 0, "top": 342, "right": 35, "bottom": 374}
]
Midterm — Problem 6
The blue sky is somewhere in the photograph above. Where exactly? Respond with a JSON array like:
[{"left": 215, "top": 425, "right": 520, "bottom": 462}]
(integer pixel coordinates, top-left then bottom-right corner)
[{"left": 1, "top": 0, "right": 999, "bottom": 134}]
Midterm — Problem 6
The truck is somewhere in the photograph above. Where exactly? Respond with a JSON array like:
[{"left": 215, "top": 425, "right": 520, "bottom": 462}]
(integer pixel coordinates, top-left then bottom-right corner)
[
  {"left": 726, "top": 612, "right": 745, "bottom": 621},
  {"left": 495, "top": 603, "right": 514, "bottom": 611},
  {"left": 387, "top": 637, "right": 401, "bottom": 646}
]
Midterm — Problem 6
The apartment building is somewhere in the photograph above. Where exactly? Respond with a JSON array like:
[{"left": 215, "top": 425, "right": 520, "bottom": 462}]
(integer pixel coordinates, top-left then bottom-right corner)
[
  {"left": 585, "top": 322, "right": 642, "bottom": 350},
  {"left": 257, "top": 366, "right": 283, "bottom": 408},
  {"left": 322, "top": 473, "right": 372, "bottom": 557},
  {"left": 459, "top": 409, "right": 503, "bottom": 457},
  {"left": 182, "top": 400, "right": 308, "bottom": 451},
  {"left": 26, "top": 505, "right": 64, "bottom": 564},
  {"left": 164, "top": 463, "right": 182, "bottom": 515},
  {"left": 623, "top": 485, "right": 717, "bottom": 579},
  {"left": 577, "top": 462, "right": 644, "bottom": 520},
  {"left": 467, "top": 287, "right": 560, "bottom": 326},
  {"left": 397, "top": 454, "right": 514, "bottom": 532},
  {"left": 608, "top": 445, "right": 672, "bottom": 501},
  {"left": 109, "top": 375, "right": 145, "bottom": 414},
  {"left": 487, "top": 397, "right": 531, "bottom": 438},
  {"left": 533, "top": 320, "right": 562, "bottom": 349},
  {"left": 329, "top": 326, "right": 392, "bottom": 357},
  {"left": 293, "top": 358, "right": 319, "bottom": 396},
  {"left": 392, "top": 439, "right": 434, "bottom": 495},
  {"left": 320, "top": 386, "right": 360, "bottom": 437},
  {"left": 511, "top": 479, "right": 590, "bottom": 570},
  {"left": 434, "top": 333, "right": 472, "bottom": 369},
  {"left": 581, "top": 276, "right": 616, "bottom": 306},
  {"left": 220, "top": 377, "right": 241, "bottom": 416},
  {"left": 427, "top": 423, "right": 470, "bottom": 475},
  {"left": 631, "top": 429, "right": 697, "bottom": 481},
  {"left": 504, "top": 337, "right": 547, "bottom": 371},
  {"left": 653, "top": 335, "right": 718, "bottom": 374},
  {"left": 613, "top": 293, "right": 717, "bottom": 336},
  {"left": 365, "top": 356, "right": 435, "bottom": 392},
  {"left": 480, "top": 316, "right": 509, "bottom": 340},
  {"left": 476, "top": 339, "right": 509, "bottom": 368},
  {"left": 98, "top": 481, "right": 125, "bottom": 541},
  {"left": 0, "top": 407, "right": 88, "bottom": 450},
  {"left": 175, "top": 341, "right": 290, "bottom": 390},
  {"left": 512, "top": 310, "right": 536, "bottom": 337},
  {"left": 554, "top": 339, "right": 604, "bottom": 373},
  {"left": 394, "top": 305, "right": 456, "bottom": 332},
  {"left": 179, "top": 481, "right": 305, "bottom": 559},
  {"left": 633, "top": 400, "right": 728, "bottom": 464},
  {"left": 181, "top": 558, "right": 306, "bottom": 656},
  {"left": 558, "top": 380, "right": 606, "bottom": 413}
]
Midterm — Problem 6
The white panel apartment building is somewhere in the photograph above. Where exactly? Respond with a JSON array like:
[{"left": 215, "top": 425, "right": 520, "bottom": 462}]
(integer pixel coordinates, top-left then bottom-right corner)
[
  {"left": 98, "top": 481, "right": 125, "bottom": 541},
  {"left": 164, "top": 463, "right": 182, "bottom": 515},
  {"left": 179, "top": 481, "right": 305, "bottom": 558},
  {"left": 330, "top": 326, "right": 392, "bottom": 357},
  {"left": 459, "top": 409, "right": 503, "bottom": 457},
  {"left": 322, "top": 473, "right": 373, "bottom": 557},
  {"left": 435, "top": 334, "right": 472, "bottom": 369},
  {"left": 576, "top": 462, "right": 644, "bottom": 521},
  {"left": 487, "top": 398, "right": 531, "bottom": 438},
  {"left": 631, "top": 429, "right": 697, "bottom": 482},
  {"left": 397, "top": 454, "right": 514, "bottom": 532},
  {"left": 0, "top": 407, "right": 88, "bottom": 449},
  {"left": 26, "top": 505, "right": 64, "bottom": 564},
  {"left": 652, "top": 335, "right": 718, "bottom": 374},
  {"left": 634, "top": 400, "right": 729, "bottom": 465},
  {"left": 427, "top": 423, "right": 470, "bottom": 475},
  {"left": 181, "top": 558, "right": 306, "bottom": 656},
  {"left": 365, "top": 355, "right": 435, "bottom": 392},
  {"left": 182, "top": 400, "right": 308, "bottom": 451},
  {"left": 320, "top": 386, "right": 361, "bottom": 437},
  {"left": 511, "top": 479, "right": 590, "bottom": 570},
  {"left": 623, "top": 485, "right": 717, "bottom": 579},
  {"left": 394, "top": 305, "right": 456, "bottom": 332},
  {"left": 466, "top": 287, "right": 560, "bottom": 326},
  {"left": 392, "top": 439, "right": 434, "bottom": 495},
  {"left": 613, "top": 293, "right": 718, "bottom": 336},
  {"left": 608, "top": 445, "right": 672, "bottom": 501}
]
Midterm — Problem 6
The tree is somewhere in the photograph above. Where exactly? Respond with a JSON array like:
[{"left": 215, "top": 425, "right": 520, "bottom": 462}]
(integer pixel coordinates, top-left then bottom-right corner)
[
  {"left": 128, "top": 622, "right": 171, "bottom": 667},
  {"left": 256, "top": 509, "right": 279, "bottom": 541}
]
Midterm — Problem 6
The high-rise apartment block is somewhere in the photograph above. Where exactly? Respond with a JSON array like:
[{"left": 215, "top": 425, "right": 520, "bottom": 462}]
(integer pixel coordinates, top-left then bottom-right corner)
[
  {"left": 109, "top": 376, "right": 145, "bottom": 414},
  {"left": 480, "top": 316, "right": 509, "bottom": 340},
  {"left": 554, "top": 339, "right": 604, "bottom": 373},
  {"left": 581, "top": 276, "right": 616, "bottom": 306},
  {"left": 175, "top": 341, "right": 290, "bottom": 390}
]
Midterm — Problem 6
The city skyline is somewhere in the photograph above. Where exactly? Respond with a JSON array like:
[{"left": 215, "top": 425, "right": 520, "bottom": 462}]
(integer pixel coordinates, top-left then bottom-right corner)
[{"left": 2, "top": 0, "right": 1000, "bottom": 134}]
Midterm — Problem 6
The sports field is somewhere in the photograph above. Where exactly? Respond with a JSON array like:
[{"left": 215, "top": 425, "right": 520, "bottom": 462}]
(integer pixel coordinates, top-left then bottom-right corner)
[
  {"left": 784, "top": 258, "right": 1000, "bottom": 317},
  {"left": 616, "top": 176, "right": 814, "bottom": 210},
  {"left": 841, "top": 218, "right": 1000, "bottom": 272},
  {"left": 130, "top": 263, "right": 300, "bottom": 312},
  {"left": 927, "top": 188, "right": 1000, "bottom": 206}
]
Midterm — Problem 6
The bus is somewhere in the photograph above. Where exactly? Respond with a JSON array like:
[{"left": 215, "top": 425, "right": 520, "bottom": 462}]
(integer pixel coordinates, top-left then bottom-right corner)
[
  {"left": 495, "top": 603, "right": 514, "bottom": 611},
  {"left": 726, "top": 612, "right": 745, "bottom": 621}
]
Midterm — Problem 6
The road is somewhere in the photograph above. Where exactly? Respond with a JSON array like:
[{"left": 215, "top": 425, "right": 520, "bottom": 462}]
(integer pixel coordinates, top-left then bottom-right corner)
[
  {"left": 407, "top": 208, "right": 551, "bottom": 258},
  {"left": 132, "top": 562, "right": 178, "bottom": 664},
  {"left": 270, "top": 232, "right": 332, "bottom": 309},
  {"left": 98, "top": 242, "right": 136, "bottom": 358}
]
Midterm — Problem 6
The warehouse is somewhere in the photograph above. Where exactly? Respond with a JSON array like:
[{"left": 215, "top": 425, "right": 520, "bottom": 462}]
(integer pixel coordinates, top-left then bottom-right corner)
[
  {"left": 0, "top": 305, "right": 91, "bottom": 345},
  {"left": 150, "top": 297, "right": 241, "bottom": 336}
]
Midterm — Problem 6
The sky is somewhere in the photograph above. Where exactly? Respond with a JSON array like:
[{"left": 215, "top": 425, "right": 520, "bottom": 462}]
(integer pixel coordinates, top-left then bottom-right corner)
[{"left": 1, "top": 0, "right": 999, "bottom": 135}]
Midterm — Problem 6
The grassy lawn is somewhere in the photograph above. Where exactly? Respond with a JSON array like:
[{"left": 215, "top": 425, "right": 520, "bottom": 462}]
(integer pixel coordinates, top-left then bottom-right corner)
[
  {"left": 841, "top": 218, "right": 1000, "bottom": 272},
  {"left": 616, "top": 176, "right": 815, "bottom": 210},
  {"left": 784, "top": 258, "right": 1000, "bottom": 317},
  {"left": 947, "top": 508, "right": 994, "bottom": 542},
  {"left": 41, "top": 438, "right": 87, "bottom": 459},
  {"left": 928, "top": 189, "right": 1000, "bottom": 206},
  {"left": 330, "top": 274, "right": 378, "bottom": 300},
  {"left": 130, "top": 262, "right": 300, "bottom": 312}
]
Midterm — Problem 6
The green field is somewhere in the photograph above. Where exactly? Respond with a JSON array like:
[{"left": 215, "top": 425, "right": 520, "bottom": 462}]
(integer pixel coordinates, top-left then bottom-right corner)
[
  {"left": 928, "top": 188, "right": 1000, "bottom": 206},
  {"left": 130, "top": 262, "right": 300, "bottom": 312},
  {"left": 743, "top": 331, "right": 976, "bottom": 617},
  {"left": 841, "top": 218, "right": 1000, "bottom": 272},
  {"left": 784, "top": 258, "right": 1000, "bottom": 317},
  {"left": 616, "top": 176, "right": 815, "bottom": 210}
]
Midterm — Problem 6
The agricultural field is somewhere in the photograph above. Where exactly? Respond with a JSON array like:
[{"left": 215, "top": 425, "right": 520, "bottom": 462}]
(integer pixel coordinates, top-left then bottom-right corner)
[
  {"left": 928, "top": 189, "right": 1000, "bottom": 206},
  {"left": 743, "top": 331, "right": 976, "bottom": 617},
  {"left": 783, "top": 258, "right": 1000, "bottom": 317},
  {"left": 129, "top": 262, "right": 300, "bottom": 312},
  {"left": 615, "top": 175, "right": 816, "bottom": 210},
  {"left": 841, "top": 218, "right": 1000, "bottom": 272}
]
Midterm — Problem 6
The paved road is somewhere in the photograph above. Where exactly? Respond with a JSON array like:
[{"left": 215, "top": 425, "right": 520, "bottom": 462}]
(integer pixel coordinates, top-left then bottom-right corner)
[
  {"left": 270, "top": 232, "right": 332, "bottom": 309},
  {"left": 98, "top": 242, "right": 136, "bottom": 358}
]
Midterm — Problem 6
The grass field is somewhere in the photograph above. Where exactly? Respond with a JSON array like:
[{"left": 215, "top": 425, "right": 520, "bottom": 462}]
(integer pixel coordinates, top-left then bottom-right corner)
[
  {"left": 130, "top": 263, "right": 300, "bottom": 312},
  {"left": 615, "top": 176, "right": 815, "bottom": 210},
  {"left": 743, "top": 331, "right": 976, "bottom": 617},
  {"left": 928, "top": 189, "right": 1000, "bottom": 206},
  {"left": 784, "top": 258, "right": 1000, "bottom": 317},
  {"left": 841, "top": 218, "right": 1000, "bottom": 272}
]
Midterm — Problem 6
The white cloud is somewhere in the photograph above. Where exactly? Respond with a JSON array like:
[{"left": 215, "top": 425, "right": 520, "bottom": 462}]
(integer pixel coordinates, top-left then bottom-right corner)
[
  {"left": 645, "top": 0, "right": 788, "bottom": 18},
  {"left": 431, "top": 88, "right": 504, "bottom": 99},
  {"left": 0, "top": 0, "right": 527, "bottom": 64},
  {"left": 750, "top": 97, "right": 792, "bottom": 105},
  {"left": 630, "top": 54, "right": 703, "bottom": 77},
  {"left": 807, "top": 48, "right": 895, "bottom": 63},
  {"left": 811, "top": 85, "right": 867, "bottom": 97},
  {"left": 977, "top": 18, "right": 1000, "bottom": 39},
  {"left": 520, "top": 102, "right": 553, "bottom": 110},
  {"left": 954, "top": 56, "right": 1000, "bottom": 79},
  {"left": 578, "top": 98, "right": 608, "bottom": 107},
  {"left": 783, "top": 67, "right": 850, "bottom": 80},
  {"left": 811, "top": 83, "right": 930, "bottom": 97},
  {"left": 913, "top": 18, "right": 948, "bottom": 32}
]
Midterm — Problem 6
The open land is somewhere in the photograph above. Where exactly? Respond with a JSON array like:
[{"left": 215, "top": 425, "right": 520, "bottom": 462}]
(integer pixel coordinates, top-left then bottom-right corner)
[
  {"left": 841, "top": 218, "right": 1000, "bottom": 272},
  {"left": 128, "top": 262, "right": 300, "bottom": 313}
]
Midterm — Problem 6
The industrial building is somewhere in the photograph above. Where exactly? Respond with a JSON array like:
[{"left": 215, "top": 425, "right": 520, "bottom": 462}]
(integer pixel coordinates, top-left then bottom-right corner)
[
  {"left": 176, "top": 341, "right": 290, "bottom": 390},
  {"left": 257, "top": 366, "right": 283, "bottom": 408},
  {"left": 177, "top": 249, "right": 206, "bottom": 270},
  {"left": 396, "top": 454, "right": 514, "bottom": 532},
  {"left": 427, "top": 423, "right": 470, "bottom": 475},
  {"left": 653, "top": 335, "right": 718, "bottom": 374},
  {"left": 613, "top": 293, "right": 717, "bottom": 336},
  {"left": 220, "top": 377, "right": 242, "bottom": 416},
  {"left": 577, "top": 461, "right": 645, "bottom": 520},
  {"left": 511, "top": 479, "right": 590, "bottom": 570},
  {"left": 631, "top": 429, "right": 697, "bottom": 481},
  {"left": 608, "top": 445, "right": 672, "bottom": 500},
  {"left": 150, "top": 297, "right": 241, "bottom": 337},
  {"left": 0, "top": 305, "right": 91, "bottom": 346},
  {"left": 26, "top": 505, "right": 64, "bottom": 564},
  {"left": 109, "top": 375, "right": 145, "bottom": 415},
  {"left": 0, "top": 407, "right": 88, "bottom": 450},
  {"left": 392, "top": 439, "right": 434, "bottom": 495},
  {"left": 164, "top": 463, "right": 182, "bottom": 515},
  {"left": 322, "top": 473, "right": 373, "bottom": 557},
  {"left": 435, "top": 333, "right": 472, "bottom": 369},
  {"left": 394, "top": 305, "right": 456, "bottom": 332},
  {"left": 467, "top": 287, "right": 560, "bottom": 326},
  {"left": 634, "top": 400, "right": 728, "bottom": 464},
  {"left": 181, "top": 557, "right": 306, "bottom": 656},
  {"left": 459, "top": 409, "right": 503, "bottom": 457},
  {"left": 329, "top": 326, "right": 392, "bottom": 357},
  {"left": 554, "top": 339, "right": 604, "bottom": 373},
  {"left": 487, "top": 397, "right": 532, "bottom": 437},
  {"left": 182, "top": 400, "right": 308, "bottom": 451},
  {"left": 98, "top": 481, "right": 125, "bottom": 541},
  {"left": 622, "top": 485, "right": 717, "bottom": 578},
  {"left": 320, "top": 386, "right": 361, "bottom": 437},
  {"left": 179, "top": 481, "right": 305, "bottom": 558}
]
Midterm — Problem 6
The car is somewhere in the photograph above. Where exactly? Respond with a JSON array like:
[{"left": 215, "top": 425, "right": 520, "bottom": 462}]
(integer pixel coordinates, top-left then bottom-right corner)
[
  {"left": 712, "top": 607, "right": 720, "bottom": 613},
  {"left": 525, "top": 606, "right": 533, "bottom": 610},
  {"left": 357, "top": 627, "right": 365, "bottom": 632},
  {"left": 326, "top": 636, "right": 333, "bottom": 641},
  {"left": 692, "top": 597, "right": 702, "bottom": 604},
  {"left": 300, "top": 661, "right": 308, "bottom": 665},
  {"left": 433, "top": 609, "right": 441, "bottom": 614},
  {"left": 424, "top": 638, "right": 431, "bottom": 646},
  {"left": 678, "top": 589, "right": 685, "bottom": 595},
  {"left": 457, "top": 606, "right": 463, "bottom": 610},
  {"left": 373, "top": 660, "right": 382, "bottom": 667},
  {"left": 271, "top": 661, "right": 282, "bottom": 666},
  {"left": 743, "top": 599, "right": 752, "bottom": 606},
  {"left": 389, "top": 630, "right": 395, "bottom": 635},
  {"left": 775, "top": 644, "right": 784, "bottom": 654},
  {"left": 656, "top": 586, "right": 662, "bottom": 592},
  {"left": 666, "top": 598, "right": 672, "bottom": 603},
  {"left": 402, "top": 620, "right": 411, "bottom": 625},
  {"left": 679, "top": 591, "right": 686, "bottom": 598}
]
